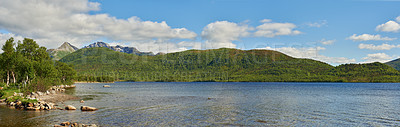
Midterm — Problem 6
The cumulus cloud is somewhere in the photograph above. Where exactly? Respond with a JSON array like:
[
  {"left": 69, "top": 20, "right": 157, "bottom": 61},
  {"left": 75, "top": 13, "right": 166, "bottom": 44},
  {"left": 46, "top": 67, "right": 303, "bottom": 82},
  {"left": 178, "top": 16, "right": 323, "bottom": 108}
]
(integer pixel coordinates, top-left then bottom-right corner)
[
  {"left": 362, "top": 53, "right": 394, "bottom": 63},
  {"left": 108, "top": 40, "right": 203, "bottom": 54},
  {"left": 320, "top": 39, "right": 335, "bottom": 45},
  {"left": 376, "top": 21, "right": 400, "bottom": 32},
  {"left": 264, "top": 46, "right": 356, "bottom": 64},
  {"left": 254, "top": 21, "right": 301, "bottom": 37},
  {"left": 260, "top": 19, "right": 272, "bottom": 23},
  {"left": 0, "top": 33, "right": 25, "bottom": 53},
  {"left": 0, "top": 0, "right": 197, "bottom": 49},
  {"left": 397, "top": 16, "right": 400, "bottom": 22},
  {"left": 306, "top": 20, "right": 327, "bottom": 28},
  {"left": 358, "top": 43, "right": 400, "bottom": 50},
  {"left": 201, "top": 21, "right": 251, "bottom": 49},
  {"left": 347, "top": 34, "right": 396, "bottom": 41}
]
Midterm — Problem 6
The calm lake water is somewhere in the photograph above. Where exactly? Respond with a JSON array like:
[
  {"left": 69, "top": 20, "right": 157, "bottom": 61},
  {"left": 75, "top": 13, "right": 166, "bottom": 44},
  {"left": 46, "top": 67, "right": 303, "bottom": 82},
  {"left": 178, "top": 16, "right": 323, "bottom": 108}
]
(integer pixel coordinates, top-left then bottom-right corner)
[{"left": 1, "top": 82, "right": 400, "bottom": 126}]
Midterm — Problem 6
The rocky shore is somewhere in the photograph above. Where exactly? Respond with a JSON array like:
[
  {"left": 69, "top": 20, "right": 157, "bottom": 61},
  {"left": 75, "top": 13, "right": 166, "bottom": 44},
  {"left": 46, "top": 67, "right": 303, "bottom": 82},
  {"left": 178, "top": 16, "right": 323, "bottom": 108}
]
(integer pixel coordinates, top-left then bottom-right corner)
[
  {"left": 54, "top": 121, "right": 98, "bottom": 127},
  {"left": 0, "top": 84, "right": 98, "bottom": 112},
  {"left": 1, "top": 84, "right": 100, "bottom": 126},
  {"left": 0, "top": 85, "right": 78, "bottom": 111}
]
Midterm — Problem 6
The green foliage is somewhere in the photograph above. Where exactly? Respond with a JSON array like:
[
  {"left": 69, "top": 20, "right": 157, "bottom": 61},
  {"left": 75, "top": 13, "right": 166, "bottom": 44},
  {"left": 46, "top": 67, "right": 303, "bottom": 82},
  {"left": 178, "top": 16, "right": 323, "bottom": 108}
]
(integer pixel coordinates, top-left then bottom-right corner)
[
  {"left": 386, "top": 58, "right": 400, "bottom": 70},
  {"left": 0, "top": 37, "right": 77, "bottom": 95},
  {"left": 59, "top": 47, "right": 400, "bottom": 82}
]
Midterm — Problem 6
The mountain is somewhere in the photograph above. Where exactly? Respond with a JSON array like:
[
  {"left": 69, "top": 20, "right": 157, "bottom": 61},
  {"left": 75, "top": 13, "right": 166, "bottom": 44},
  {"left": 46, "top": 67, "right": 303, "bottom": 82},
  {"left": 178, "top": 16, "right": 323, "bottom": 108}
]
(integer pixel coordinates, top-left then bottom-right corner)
[
  {"left": 60, "top": 47, "right": 336, "bottom": 82},
  {"left": 328, "top": 62, "right": 400, "bottom": 82},
  {"left": 385, "top": 58, "right": 400, "bottom": 70},
  {"left": 47, "top": 42, "right": 79, "bottom": 60},
  {"left": 60, "top": 47, "right": 400, "bottom": 82},
  {"left": 83, "top": 42, "right": 155, "bottom": 56}
]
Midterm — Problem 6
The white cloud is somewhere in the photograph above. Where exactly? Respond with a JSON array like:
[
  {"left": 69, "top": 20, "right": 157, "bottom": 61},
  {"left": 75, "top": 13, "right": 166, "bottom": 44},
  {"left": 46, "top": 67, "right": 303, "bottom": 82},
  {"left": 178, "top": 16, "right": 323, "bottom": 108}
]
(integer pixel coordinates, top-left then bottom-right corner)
[
  {"left": 376, "top": 21, "right": 400, "bottom": 32},
  {"left": 362, "top": 53, "right": 394, "bottom": 63},
  {"left": 396, "top": 16, "right": 400, "bottom": 22},
  {"left": 347, "top": 34, "right": 396, "bottom": 41},
  {"left": 320, "top": 39, "right": 335, "bottom": 45},
  {"left": 201, "top": 21, "right": 251, "bottom": 49},
  {"left": 254, "top": 22, "right": 301, "bottom": 37},
  {"left": 260, "top": 19, "right": 272, "bottom": 23},
  {"left": 263, "top": 46, "right": 356, "bottom": 64},
  {"left": 358, "top": 43, "right": 400, "bottom": 50},
  {"left": 0, "top": 0, "right": 197, "bottom": 49},
  {"left": 109, "top": 40, "right": 203, "bottom": 54},
  {"left": 0, "top": 33, "right": 25, "bottom": 53},
  {"left": 306, "top": 20, "right": 327, "bottom": 28}
]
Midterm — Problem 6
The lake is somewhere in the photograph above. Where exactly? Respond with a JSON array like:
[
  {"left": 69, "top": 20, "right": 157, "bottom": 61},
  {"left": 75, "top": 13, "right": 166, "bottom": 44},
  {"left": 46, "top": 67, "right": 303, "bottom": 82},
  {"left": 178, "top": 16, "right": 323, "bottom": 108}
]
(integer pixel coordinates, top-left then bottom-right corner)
[{"left": 1, "top": 82, "right": 400, "bottom": 126}]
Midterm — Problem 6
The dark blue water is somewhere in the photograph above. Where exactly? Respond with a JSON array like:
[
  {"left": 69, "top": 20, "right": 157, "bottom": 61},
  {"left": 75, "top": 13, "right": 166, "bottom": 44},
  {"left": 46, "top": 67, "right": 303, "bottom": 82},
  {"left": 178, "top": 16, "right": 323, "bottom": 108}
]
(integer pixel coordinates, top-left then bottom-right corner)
[{"left": 1, "top": 82, "right": 400, "bottom": 126}]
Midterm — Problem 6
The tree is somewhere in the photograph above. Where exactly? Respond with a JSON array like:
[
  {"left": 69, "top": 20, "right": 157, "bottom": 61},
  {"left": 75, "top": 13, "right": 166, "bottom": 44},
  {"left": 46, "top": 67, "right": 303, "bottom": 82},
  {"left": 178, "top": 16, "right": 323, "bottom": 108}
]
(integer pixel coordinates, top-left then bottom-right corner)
[
  {"left": 55, "top": 61, "right": 76, "bottom": 84},
  {"left": 1, "top": 37, "right": 16, "bottom": 86}
]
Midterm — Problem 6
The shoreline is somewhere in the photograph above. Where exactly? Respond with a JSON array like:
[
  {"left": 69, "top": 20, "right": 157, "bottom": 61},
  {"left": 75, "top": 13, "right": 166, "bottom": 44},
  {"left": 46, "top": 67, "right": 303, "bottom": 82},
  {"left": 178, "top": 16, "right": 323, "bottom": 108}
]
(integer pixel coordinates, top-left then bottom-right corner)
[
  {"left": 0, "top": 85, "right": 79, "bottom": 110},
  {"left": 74, "top": 81, "right": 114, "bottom": 83}
]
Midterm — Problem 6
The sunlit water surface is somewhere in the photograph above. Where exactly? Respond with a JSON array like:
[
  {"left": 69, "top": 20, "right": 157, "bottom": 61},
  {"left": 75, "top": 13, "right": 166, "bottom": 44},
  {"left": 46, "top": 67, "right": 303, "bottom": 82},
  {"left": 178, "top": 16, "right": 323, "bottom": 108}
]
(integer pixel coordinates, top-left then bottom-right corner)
[{"left": 1, "top": 82, "right": 400, "bottom": 126}]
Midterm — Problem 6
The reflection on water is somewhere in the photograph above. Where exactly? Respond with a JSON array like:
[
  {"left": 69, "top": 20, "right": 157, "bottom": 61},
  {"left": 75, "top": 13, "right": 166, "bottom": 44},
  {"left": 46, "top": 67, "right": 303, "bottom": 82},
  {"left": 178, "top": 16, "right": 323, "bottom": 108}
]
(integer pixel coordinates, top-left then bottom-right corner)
[{"left": 1, "top": 82, "right": 400, "bottom": 126}]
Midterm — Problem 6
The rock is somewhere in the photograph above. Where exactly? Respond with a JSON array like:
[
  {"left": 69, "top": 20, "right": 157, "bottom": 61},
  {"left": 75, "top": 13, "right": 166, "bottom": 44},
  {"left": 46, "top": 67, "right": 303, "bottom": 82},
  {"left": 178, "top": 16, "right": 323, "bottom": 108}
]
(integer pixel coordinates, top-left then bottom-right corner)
[
  {"left": 65, "top": 105, "right": 76, "bottom": 110},
  {"left": 26, "top": 106, "right": 40, "bottom": 111},
  {"left": 27, "top": 102, "right": 34, "bottom": 107},
  {"left": 9, "top": 102, "right": 15, "bottom": 106},
  {"left": 81, "top": 106, "right": 98, "bottom": 111},
  {"left": 88, "top": 124, "right": 97, "bottom": 127},
  {"left": 37, "top": 91, "right": 43, "bottom": 96},
  {"left": 70, "top": 85, "right": 76, "bottom": 88},
  {"left": 51, "top": 90, "right": 56, "bottom": 94},
  {"left": 13, "top": 92, "right": 23, "bottom": 96},
  {"left": 0, "top": 98, "right": 5, "bottom": 103},
  {"left": 103, "top": 85, "right": 110, "bottom": 88},
  {"left": 61, "top": 121, "right": 70, "bottom": 126},
  {"left": 15, "top": 101, "right": 22, "bottom": 106},
  {"left": 54, "top": 124, "right": 63, "bottom": 127},
  {"left": 80, "top": 100, "right": 85, "bottom": 103}
]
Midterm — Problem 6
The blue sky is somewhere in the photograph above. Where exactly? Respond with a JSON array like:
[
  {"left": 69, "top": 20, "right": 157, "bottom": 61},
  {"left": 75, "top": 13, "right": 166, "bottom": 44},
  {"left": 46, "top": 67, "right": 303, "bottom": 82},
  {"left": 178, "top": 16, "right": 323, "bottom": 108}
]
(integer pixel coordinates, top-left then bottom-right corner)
[{"left": 0, "top": 0, "right": 400, "bottom": 65}]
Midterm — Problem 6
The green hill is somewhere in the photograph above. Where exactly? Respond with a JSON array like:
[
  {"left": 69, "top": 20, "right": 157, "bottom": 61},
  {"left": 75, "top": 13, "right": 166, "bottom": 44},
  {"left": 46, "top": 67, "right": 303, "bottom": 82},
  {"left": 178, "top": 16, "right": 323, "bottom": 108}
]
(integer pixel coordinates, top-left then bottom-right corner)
[
  {"left": 59, "top": 47, "right": 400, "bottom": 82},
  {"left": 385, "top": 58, "right": 400, "bottom": 70},
  {"left": 60, "top": 47, "right": 337, "bottom": 82},
  {"left": 327, "top": 62, "right": 400, "bottom": 82}
]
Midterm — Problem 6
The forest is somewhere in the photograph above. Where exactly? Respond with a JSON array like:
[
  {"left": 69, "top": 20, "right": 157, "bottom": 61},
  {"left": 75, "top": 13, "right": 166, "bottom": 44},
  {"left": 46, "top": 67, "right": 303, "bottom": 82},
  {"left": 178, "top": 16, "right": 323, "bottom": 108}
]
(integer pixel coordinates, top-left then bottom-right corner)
[
  {"left": 60, "top": 47, "right": 400, "bottom": 82},
  {"left": 0, "top": 38, "right": 76, "bottom": 95}
]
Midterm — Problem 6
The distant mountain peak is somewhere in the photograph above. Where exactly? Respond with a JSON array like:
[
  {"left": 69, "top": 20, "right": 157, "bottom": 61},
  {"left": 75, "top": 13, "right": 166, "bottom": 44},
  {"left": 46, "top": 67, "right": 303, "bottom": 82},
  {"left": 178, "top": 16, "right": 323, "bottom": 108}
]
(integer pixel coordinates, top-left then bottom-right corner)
[
  {"left": 83, "top": 42, "right": 155, "bottom": 56},
  {"left": 57, "top": 42, "right": 78, "bottom": 51},
  {"left": 83, "top": 42, "right": 110, "bottom": 48},
  {"left": 47, "top": 42, "right": 79, "bottom": 60}
]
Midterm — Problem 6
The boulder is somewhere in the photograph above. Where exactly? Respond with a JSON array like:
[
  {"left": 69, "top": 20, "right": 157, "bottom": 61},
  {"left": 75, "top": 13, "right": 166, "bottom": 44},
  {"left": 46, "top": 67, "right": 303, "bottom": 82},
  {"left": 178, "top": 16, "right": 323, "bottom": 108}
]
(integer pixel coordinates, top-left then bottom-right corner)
[
  {"left": 81, "top": 106, "right": 98, "bottom": 111},
  {"left": 103, "top": 85, "right": 110, "bottom": 88},
  {"left": 70, "top": 85, "right": 76, "bottom": 88},
  {"left": 26, "top": 106, "right": 40, "bottom": 111},
  {"left": 27, "top": 103, "right": 34, "bottom": 107},
  {"left": 80, "top": 100, "right": 85, "bottom": 103},
  {"left": 61, "top": 121, "right": 70, "bottom": 126},
  {"left": 65, "top": 105, "right": 76, "bottom": 110},
  {"left": 37, "top": 91, "right": 43, "bottom": 96}
]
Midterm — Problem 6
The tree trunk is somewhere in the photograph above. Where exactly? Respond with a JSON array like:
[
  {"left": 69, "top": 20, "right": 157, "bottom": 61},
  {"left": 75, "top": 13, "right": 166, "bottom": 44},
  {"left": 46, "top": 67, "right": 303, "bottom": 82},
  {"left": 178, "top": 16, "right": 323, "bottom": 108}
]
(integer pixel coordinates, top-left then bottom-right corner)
[
  {"left": 25, "top": 75, "right": 29, "bottom": 88},
  {"left": 6, "top": 71, "right": 9, "bottom": 87},
  {"left": 11, "top": 71, "right": 16, "bottom": 84}
]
